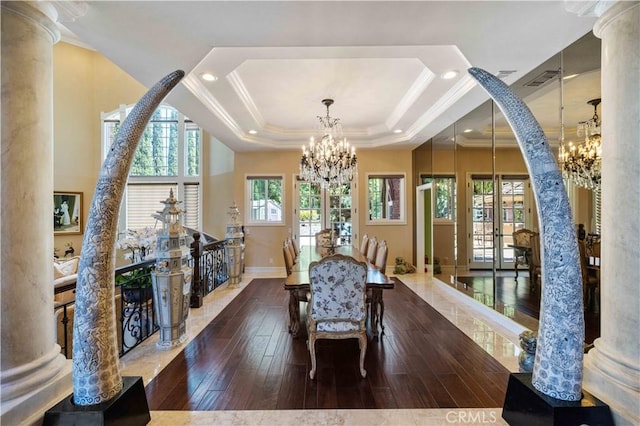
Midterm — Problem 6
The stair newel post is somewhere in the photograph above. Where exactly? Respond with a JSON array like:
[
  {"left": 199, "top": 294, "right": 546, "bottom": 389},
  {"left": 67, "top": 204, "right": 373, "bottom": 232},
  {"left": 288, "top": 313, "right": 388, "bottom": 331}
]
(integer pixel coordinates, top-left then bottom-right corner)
[{"left": 190, "top": 232, "right": 203, "bottom": 308}]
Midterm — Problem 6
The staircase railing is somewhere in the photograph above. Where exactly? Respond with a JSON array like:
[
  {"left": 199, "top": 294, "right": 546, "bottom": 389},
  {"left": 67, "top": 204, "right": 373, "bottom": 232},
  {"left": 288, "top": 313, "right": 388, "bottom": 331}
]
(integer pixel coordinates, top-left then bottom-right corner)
[{"left": 53, "top": 235, "right": 228, "bottom": 359}]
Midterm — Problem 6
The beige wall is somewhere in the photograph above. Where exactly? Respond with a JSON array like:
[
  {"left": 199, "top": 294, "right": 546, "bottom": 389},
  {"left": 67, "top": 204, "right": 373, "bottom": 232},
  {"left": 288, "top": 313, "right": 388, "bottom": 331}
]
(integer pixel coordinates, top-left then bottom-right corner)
[
  {"left": 234, "top": 151, "right": 299, "bottom": 270},
  {"left": 53, "top": 42, "right": 147, "bottom": 255},
  {"left": 53, "top": 43, "right": 238, "bottom": 259},
  {"left": 355, "top": 150, "right": 414, "bottom": 268},
  {"left": 203, "top": 133, "right": 235, "bottom": 239}
]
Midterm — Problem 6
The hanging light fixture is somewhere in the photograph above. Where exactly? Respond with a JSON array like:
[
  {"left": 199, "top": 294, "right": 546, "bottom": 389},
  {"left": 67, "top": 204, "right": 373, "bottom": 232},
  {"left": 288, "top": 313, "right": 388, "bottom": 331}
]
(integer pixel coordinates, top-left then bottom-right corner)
[
  {"left": 300, "top": 99, "right": 357, "bottom": 188},
  {"left": 558, "top": 98, "right": 602, "bottom": 190}
]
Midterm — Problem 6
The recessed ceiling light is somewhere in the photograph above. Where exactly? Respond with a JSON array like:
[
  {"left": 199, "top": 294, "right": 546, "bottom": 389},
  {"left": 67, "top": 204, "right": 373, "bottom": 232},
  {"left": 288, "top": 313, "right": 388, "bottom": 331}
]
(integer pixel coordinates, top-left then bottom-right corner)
[
  {"left": 248, "top": 130, "right": 257, "bottom": 135},
  {"left": 441, "top": 70, "right": 459, "bottom": 80},
  {"left": 563, "top": 73, "right": 579, "bottom": 80},
  {"left": 393, "top": 129, "right": 403, "bottom": 134},
  {"left": 201, "top": 73, "right": 217, "bottom": 82},
  {"left": 463, "top": 128, "right": 473, "bottom": 133}
]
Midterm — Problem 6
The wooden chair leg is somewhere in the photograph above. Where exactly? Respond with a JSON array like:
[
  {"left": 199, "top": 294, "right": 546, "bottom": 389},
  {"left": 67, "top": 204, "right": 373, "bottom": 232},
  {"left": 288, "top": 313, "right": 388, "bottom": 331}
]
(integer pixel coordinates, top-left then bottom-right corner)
[
  {"left": 358, "top": 332, "right": 367, "bottom": 378},
  {"left": 308, "top": 334, "right": 317, "bottom": 379}
]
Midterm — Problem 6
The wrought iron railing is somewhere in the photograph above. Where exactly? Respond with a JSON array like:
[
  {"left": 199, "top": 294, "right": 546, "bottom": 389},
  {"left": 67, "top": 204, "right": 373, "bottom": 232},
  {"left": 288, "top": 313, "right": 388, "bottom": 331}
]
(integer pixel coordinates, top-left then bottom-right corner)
[
  {"left": 188, "top": 232, "right": 228, "bottom": 307},
  {"left": 115, "top": 259, "right": 157, "bottom": 356},
  {"left": 53, "top": 233, "right": 228, "bottom": 359}
]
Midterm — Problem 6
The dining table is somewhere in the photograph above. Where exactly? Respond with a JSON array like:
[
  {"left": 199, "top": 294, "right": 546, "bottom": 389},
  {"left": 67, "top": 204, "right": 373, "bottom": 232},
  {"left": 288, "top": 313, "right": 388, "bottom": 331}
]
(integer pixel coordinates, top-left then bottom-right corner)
[{"left": 283, "top": 244, "right": 394, "bottom": 339}]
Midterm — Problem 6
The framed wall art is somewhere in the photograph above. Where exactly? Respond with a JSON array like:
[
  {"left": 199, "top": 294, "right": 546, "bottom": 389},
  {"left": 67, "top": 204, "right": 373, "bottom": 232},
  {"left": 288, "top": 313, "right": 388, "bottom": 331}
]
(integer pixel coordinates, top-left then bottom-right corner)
[{"left": 54, "top": 191, "right": 83, "bottom": 235}]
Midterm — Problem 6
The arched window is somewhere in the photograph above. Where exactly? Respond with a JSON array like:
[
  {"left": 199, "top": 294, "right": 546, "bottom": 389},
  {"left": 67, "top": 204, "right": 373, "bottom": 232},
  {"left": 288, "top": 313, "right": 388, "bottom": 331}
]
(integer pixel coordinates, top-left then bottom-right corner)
[{"left": 102, "top": 104, "right": 202, "bottom": 233}]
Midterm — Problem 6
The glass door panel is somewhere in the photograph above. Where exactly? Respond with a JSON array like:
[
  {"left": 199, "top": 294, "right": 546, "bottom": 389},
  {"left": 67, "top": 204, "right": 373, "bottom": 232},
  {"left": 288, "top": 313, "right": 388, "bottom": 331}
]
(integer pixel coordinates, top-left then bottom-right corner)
[
  {"left": 328, "top": 184, "right": 352, "bottom": 245},
  {"left": 470, "top": 177, "right": 495, "bottom": 268},
  {"left": 296, "top": 179, "right": 352, "bottom": 247},
  {"left": 469, "top": 176, "right": 530, "bottom": 269},
  {"left": 499, "top": 178, "right": 527, "bottom": 269},
  {"left": 297, "top": 181, "right": 321, "bottom": 247}
]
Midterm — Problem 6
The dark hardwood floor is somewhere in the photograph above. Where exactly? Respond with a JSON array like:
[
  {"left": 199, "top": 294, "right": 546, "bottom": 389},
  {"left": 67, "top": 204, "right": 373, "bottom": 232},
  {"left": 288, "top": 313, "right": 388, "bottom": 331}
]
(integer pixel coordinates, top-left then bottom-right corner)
[
  {"left": 454, "top": 274, "right": 601, "bottom": 344},
  {"left": 145, "top": 278, "right": 510, "bottom": 410}
]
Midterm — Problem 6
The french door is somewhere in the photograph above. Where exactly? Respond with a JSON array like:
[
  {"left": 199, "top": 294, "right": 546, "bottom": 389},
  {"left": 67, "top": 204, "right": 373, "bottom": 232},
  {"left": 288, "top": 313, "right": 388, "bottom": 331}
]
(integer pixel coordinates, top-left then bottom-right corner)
[
  {"left": 294, "top": 177, "right": 353, "bottom": 247},
  {"left": 468, "top": 175, "right": 532, "bottom": 269}
]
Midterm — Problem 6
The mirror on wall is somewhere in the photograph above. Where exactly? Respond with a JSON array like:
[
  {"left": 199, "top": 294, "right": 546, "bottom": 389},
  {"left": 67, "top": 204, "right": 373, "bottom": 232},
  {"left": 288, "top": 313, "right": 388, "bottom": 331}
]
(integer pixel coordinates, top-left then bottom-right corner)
[{"left": 413, "top": 31, "right": 601, "bottom": 331}]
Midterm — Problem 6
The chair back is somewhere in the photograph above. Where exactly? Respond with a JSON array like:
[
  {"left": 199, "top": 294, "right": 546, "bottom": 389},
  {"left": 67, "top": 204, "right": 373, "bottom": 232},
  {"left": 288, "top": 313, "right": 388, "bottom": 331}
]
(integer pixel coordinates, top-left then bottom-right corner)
[
  {"left": 286, "top": 237, "right": 296, "bottom": 261},
  {"left": 316, "top": 229, "right": 331, "bottom": 246},
  {"left": 308, "top": 254, "right": 367, "bottom": 323},
  {"left": 283, "top": 240, "right": 295, "bottom": 275},
  {"left": 513, "top": 228, "right": 538, "bottom": 247},
  {"left": 359, "top": 233, "right": 369, "bottom": 254},
  {"left": 530, "top": 235, "right": 541, "bottom": 265},
  {"left": 290, "top": 236, "right": 299, "bottom": 258},
  {"left": 374, "top": 240, "right": 388, "bottom": 274},
  {"left": 366, "top": 236, "right": 378, "bottom": 263}
]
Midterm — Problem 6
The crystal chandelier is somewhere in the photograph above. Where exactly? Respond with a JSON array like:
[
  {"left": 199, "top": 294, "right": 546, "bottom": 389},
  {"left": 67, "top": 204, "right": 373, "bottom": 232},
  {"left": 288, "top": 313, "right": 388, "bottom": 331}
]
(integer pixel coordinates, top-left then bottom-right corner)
[
  {"left": 558, "top": 98, "right": 602, "bottom": 190},
  {"left": 300, "top": 99, "right": 357, "bottom": 189}
]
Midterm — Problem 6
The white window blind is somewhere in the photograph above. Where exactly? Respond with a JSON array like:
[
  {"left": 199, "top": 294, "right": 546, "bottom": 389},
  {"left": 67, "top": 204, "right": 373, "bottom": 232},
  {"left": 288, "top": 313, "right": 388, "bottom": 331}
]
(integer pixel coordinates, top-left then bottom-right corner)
[
  {"left": 183, "top": 183, "right": 200, "bottom": 229},
  {"left": 127, "top": 183, "right": 177, "bottom": 230}
]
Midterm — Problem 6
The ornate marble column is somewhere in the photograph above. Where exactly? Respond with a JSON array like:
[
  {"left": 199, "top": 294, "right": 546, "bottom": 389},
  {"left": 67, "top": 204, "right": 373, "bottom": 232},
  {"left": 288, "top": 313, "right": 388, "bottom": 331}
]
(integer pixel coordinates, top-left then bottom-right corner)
[
  {"left": 583, "top": 2, "right": 640, "bottom": 425},
  {"left": 1, "top": 2, "right": 70, "bottom": 424}
]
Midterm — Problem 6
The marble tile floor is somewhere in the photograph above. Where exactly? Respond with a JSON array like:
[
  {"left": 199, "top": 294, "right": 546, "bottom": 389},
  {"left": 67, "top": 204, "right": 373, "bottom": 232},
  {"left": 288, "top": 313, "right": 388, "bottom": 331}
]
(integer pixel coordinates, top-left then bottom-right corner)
[{"left": 120, "top": 270, "right": 522, "bottom": 425}]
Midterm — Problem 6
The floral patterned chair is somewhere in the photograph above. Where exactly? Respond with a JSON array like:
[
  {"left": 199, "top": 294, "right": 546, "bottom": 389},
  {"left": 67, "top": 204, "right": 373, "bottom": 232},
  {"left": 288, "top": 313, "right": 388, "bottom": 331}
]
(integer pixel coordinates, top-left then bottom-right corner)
[{"left": 307, "top": 254, "right": 368, "bottom": 379}]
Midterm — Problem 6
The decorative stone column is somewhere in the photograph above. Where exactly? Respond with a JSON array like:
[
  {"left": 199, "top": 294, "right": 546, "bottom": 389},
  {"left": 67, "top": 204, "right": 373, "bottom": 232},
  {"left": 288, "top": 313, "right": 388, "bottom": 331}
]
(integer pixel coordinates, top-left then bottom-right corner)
[
  {"left": 584, "top": 2, "right": 640, "bottom": 425},
  {"left": 0, "top": 2, "right": 71, "bottom": 424}
]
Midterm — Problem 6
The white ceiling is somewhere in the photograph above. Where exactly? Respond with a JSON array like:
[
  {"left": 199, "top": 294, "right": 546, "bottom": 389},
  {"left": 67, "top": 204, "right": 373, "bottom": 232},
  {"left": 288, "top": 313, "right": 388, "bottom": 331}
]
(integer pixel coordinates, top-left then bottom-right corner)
[{"left": 59, "top": 1, "right": 599, "bottom": 152}]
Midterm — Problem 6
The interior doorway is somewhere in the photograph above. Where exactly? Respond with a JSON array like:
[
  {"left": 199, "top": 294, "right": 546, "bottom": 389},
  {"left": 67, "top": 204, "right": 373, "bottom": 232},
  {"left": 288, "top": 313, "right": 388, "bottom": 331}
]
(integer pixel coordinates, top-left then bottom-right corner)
[{"left": 416, "top": 183, "right": 434, "bottom": 274}]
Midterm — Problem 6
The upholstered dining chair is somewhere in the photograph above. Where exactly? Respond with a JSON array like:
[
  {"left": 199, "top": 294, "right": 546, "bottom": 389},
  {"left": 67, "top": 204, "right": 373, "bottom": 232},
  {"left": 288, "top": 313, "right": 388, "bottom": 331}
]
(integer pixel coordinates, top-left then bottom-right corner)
[
  {"left": 283, "top": 240, "right": 295, "bottom": 276},
  {"left": 316, "top": 229, "right": 333, "bottom": 256},
  {"left": 359, "top": 233, "right": 369, "bottom": 255},
  {"left": 286, "top": 237, "right": 297, "bottom": 262},
  {"left": 369, "top": 239, "right": 388, "bottom": 334},
  {"left": 374, "top": 240, "right": 388, "bottom": 274},
  {"left": 366, "top": 236, "right": 378, "bottom": 264},
  {"left": 290, "top": 236, "right": 300, "bottom": 259},
  {"left": 307, "top": 254, "right": 368, "bottom": 379},
  {"left": 512, "top": 228, "right": 538, "bottom": 278}
]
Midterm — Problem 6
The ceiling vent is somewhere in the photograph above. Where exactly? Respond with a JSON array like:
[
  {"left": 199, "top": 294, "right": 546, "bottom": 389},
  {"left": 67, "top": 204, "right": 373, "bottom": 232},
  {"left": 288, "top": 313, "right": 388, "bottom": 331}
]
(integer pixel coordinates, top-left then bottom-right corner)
[
  {"left": 524, "top": 70, "right": 560, "bottom": 87},
  {"left": 496, "top": 70, "right": 517, "bottom": 79}
]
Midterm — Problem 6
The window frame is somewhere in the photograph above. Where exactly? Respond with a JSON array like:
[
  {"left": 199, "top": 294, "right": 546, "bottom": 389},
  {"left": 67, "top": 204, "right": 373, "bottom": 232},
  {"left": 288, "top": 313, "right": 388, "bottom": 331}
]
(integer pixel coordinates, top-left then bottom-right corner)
[
  {"left": 245, "top": 174, "right": 285, "bottom": 226},
  {"left": 420, "top": 174, "right": 456, "bottom": 224},
  {"left": 366, "top": 172, "right": 406, "bottom": 225},
  {"left": 101, "top": 104, "right": 202, "bottom": 232}
]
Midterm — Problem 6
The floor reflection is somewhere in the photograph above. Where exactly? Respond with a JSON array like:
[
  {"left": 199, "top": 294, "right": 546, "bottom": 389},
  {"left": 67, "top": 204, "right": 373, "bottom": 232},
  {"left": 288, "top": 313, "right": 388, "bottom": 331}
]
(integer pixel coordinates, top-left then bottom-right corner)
[{"left": 441, "top": 272, "right": 600, "bottom": 344}]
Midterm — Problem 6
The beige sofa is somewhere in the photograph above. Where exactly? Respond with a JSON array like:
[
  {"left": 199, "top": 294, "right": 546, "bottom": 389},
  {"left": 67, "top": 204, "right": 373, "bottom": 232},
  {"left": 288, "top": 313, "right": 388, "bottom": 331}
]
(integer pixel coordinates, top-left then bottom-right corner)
[{"left": 54, "top": 256, "right": 79, "bottom": 303}]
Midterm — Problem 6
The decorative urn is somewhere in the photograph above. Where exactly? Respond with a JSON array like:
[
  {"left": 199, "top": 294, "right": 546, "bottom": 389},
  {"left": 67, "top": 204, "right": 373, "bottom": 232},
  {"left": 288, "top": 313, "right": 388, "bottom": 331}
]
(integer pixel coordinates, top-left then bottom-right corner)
[
  {"left": 151, "top": 189, "right": 192, "bottom": 349},
  {"left": 225, "top": 201, "right": 245, "bottom": 288}
]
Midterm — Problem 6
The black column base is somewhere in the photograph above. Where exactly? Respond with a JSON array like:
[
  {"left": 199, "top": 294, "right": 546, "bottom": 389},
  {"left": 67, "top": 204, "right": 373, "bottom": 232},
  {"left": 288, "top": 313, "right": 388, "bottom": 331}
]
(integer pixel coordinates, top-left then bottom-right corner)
[
  {"left": 43, "top": 376, "right": 151, "bottom": 426},
  {"left": 502, "top": 373, "right": 613, "bottom": 426}
]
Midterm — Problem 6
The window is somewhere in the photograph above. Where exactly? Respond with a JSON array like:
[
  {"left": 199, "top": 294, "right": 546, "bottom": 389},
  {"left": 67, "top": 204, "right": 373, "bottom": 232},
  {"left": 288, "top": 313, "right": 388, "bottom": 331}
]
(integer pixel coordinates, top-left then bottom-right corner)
[
  {"left": 421, "top": 175, "right": 456, "bottom": 221},
  {"left": 102, "top": 104, "right": 202, "bottom": 232},
  {"left": 246, "top": 175, "right": 284, "bottom": 225},
  {"left": 367, "top": 173, "right": 406, "bottom": 224}
]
